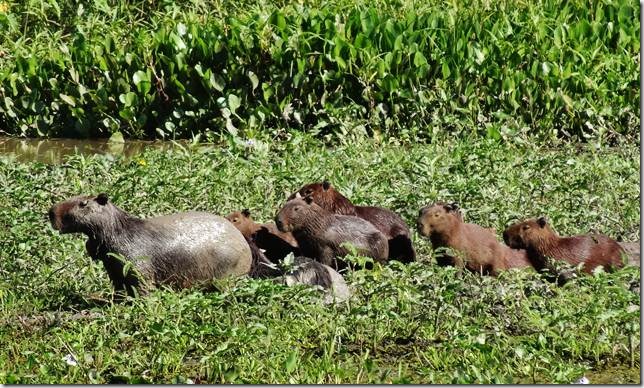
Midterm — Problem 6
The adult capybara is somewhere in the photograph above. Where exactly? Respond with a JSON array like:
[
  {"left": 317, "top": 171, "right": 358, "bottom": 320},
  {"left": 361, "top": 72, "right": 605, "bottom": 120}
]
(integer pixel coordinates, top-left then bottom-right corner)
[
  {"left": 503, "top": 217, "right": 627, "bottom": 274},
  {"left": 275, "top": 196, "right": 389, "bottom": 270},
  {"left": 417, "top": 202, "right": 530, "bottom": 275},
  {"left": 49, "top": 193, "right": 252, "bottom": 296},
  {"left": 226, "top": 209, "right": 299, "bottom": 263},
  {"left": 287, "top": 181, "right": 415, "bottom": 263}
]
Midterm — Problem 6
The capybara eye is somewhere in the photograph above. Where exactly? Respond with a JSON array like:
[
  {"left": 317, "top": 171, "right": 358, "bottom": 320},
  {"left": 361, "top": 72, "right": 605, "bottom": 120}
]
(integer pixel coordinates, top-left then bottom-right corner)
[
  {"left": 522, "top": 225, "right": 530, "bottom": 231},
  {"left": 294, "top": 206, "right": 300, "bottom": 212},
  {"left": 233, "top": 218, "right": 238, "bottom": 223},
  {"left": 79, "top": 200, "right": 88, "bottom": 207}
]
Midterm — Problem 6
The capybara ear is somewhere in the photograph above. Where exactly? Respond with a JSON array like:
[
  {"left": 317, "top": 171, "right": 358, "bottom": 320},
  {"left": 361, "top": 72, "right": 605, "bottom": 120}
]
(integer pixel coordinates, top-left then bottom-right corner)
[
  {"left": 304, "top": 195, "right": 314, "bottom": 204},
  {"left": 537, "top": 216, "right": 547, "bottom": 228},
  {"left": 322, "top": 180, "right": 331, "bottom": 190},
  {"left": 96, "top": 193, "right": 109, "bottom": 206},
  {"left": 448, "top": 202, "right": 460, "bottom": 211},
  {"left": 242, "top": 209, "right": 251, "bottom": 217}
]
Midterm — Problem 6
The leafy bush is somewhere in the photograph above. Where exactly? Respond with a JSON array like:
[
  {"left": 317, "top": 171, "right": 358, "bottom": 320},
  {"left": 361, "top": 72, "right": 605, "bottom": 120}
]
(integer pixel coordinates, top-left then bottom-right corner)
[{"left": 0, "top": 0, "right": 639, "bottom": 141}]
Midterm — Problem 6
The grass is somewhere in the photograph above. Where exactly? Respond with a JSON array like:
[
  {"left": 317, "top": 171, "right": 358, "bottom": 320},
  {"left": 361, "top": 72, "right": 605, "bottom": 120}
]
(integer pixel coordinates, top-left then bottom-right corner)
[{"left": 0, "top": 134, "right": 639, "bottom": 383}]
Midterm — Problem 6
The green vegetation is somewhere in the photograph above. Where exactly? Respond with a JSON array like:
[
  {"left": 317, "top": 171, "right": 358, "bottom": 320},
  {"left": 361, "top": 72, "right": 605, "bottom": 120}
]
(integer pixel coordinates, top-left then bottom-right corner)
[
  {"left": 0, "top": 0, "right": 640, "bottom": 141},
  {"left": 0, "top": 136, "right": 639, "bottom": 383}
]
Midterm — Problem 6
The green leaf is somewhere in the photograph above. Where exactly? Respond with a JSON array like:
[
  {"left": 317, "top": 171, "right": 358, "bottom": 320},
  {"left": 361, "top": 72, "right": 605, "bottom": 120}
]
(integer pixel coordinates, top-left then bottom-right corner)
[
  {"left": 247, "top": 71, "right": 259, "bottom": 91},
  {"left": 413, "top": 51, "right": 427, "bottom": 67},
  {"left": 228, "top": 94, "right": 241, "bottom": 114},
  {"left": 59, "top": 94, "right": 76, "bottom": 107},
  {"left": 442, "top": 62, "right": 451, "bottom": 78}
]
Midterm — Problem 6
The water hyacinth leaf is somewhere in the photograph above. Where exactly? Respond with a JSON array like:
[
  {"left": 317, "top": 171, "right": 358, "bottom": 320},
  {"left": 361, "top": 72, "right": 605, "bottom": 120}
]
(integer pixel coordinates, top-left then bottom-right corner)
[
  {"left": 228, "top": 94, "right": 241, "bottom": 114},
  {"left": 59, "top": 94, "right": 76, "bottom": 107},
  {"left": 414, "top": 51, "right": 427, "bottom": 67}
]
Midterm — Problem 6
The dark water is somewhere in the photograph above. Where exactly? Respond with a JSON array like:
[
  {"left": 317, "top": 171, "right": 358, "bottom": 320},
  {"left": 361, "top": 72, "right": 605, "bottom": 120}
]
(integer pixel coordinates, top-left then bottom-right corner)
[{"left": 0, "top": 136, "right": 192, "bottom": 164}]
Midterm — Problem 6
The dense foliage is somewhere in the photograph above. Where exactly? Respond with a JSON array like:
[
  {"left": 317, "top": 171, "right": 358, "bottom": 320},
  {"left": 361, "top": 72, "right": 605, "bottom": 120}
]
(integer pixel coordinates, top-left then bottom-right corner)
[
  {"left": 0, "top": 136, "right": 640, "bottom": 383},
  {"left": 0, "top": 0, "right": 639, "bottom": 141}
]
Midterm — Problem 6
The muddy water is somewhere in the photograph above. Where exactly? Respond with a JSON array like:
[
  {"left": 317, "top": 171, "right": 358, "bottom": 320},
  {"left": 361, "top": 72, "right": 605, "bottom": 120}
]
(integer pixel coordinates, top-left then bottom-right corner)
[{"left": 0, "top": 136, "right": 193, "bottom": 164}]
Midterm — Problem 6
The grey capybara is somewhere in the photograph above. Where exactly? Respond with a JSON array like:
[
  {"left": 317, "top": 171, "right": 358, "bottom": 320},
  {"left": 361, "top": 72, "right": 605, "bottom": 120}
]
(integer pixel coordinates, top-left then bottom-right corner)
[{"left": 49, "top": 193, "right": 251, "bottom": 297}]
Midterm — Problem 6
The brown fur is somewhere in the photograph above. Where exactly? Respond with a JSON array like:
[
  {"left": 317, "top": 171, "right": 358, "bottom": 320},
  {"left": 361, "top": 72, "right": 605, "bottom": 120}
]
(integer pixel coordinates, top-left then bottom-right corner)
[
  {"left": 503, "top": 217, "right": 626, "bottom": 274},
  {"left": 417, "top": 203, "right": 532, "bottom": 275},
  {"left": 226, "top": 209, "right": 299, "bottom": 263},
  {"left": 288, "top": 181, "right": 415, "bottom": 263},
  {"left": 275, "top": 197, "right": 389, "bottom": 271}
]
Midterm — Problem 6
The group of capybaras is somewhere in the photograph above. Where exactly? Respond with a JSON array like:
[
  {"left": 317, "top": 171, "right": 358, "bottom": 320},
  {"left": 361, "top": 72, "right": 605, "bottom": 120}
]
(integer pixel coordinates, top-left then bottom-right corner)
[{"left": 48, "top": 180, "right": 640, "bottom": 302}]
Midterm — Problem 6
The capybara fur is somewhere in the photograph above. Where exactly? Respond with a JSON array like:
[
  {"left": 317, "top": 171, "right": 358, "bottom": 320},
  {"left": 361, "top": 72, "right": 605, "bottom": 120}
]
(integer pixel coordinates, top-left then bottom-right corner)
[
  {"left": 503, "top": 217, "right": 627, "bottom": 274},
  {"left": 288, "top": 181, "right": 415, "bottom": 263},
  {"left": 49, "top": 193, "right": 252, "bottom": 297},
  {"left": 417, "top": 202, "right": 531, "bottom": 275},
  {"left": 275, "top": 196, "right": 389, "bottom": 270},
  {"left": 617, "top": 241, "right": 641, "bottom": 267},
  {"left": 226, "top": 209, "right": 299, "bottom": 263},
  {"left": 281, "top": 256, "right": 351, "bottom": 304}
]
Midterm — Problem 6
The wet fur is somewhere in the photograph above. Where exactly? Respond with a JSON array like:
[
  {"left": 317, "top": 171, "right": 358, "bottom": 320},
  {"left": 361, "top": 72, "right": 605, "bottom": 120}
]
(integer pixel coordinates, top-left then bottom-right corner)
[
  {"left": 288, "top": 181, "right": 415, "bottom": 263},
  {"left": 275, "top": 197, "right": 389, "bottom": 271},
  {"left": 49, "top": 194, "right": 251, "bottom": 296},
  {"left": 503, "top": 218, "right": 627, "bottom": 274}
]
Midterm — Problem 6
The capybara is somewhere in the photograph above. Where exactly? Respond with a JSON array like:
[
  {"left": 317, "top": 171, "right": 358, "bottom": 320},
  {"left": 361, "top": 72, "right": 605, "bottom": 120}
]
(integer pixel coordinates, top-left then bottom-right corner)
[
  {"left": 417, "top": 202, "right": 529, "bottom": 275},
  {"left": 226, "top": 209, "right": 299, "bottom": 262},
  {"left": 49, "top": 193, "right": 252, "bottom": 296},
  {"left": 503, "top": 217, "right": 627, "bottom": 274},
  {"left": 618, "top": 241, "right": 641, "bottom": 267},
  {"left": 287, "top": 181, "right": 415, "bottom": 263},
  {"left": 275, "top": 196, "right": 389, "bottom": 270},
  {"left": 281, "top": 256, "right": 352, "bottom": 304}
]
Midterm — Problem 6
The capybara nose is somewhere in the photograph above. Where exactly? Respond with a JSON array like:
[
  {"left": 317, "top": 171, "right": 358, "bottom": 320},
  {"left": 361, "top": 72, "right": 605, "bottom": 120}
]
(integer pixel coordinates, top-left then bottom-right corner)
[
  {"left": 275, "top": 218, "right": 283, "bottom": 231},
  {"left": 502, "top": 231, "right": 509, "bottom": 243}
]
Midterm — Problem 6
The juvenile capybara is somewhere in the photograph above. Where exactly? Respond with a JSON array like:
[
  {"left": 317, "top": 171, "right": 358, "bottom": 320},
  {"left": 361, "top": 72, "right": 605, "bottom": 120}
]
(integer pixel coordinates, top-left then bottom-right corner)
[
  {"left": 287, "top": 181, "right": 415, "bottom": 263},
  {"left": 503, "top": 217, "right": 627, "bottom": 274},
  {"left": 617, "top": 241, "right": 641, "bottom": 267},
  {"left": 49, "top": 193, "right": 252, "bottom": 296},
  {"left": 275, "top": 196, "right": 389, "bottom": 270},
  {"left": 226, "top": 209, "right": 299, "bottom": 262},
  {"left": 417, "top": 202, "right": 530, "bottom": 275},
  {"left": 281, "top": 256, "right": 352, "bottom": 304}
]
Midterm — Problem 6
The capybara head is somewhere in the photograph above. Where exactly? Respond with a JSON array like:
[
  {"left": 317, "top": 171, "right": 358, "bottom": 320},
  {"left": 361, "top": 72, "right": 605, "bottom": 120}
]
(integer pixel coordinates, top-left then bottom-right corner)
[
  {"left": 226, "top": 209, "right": 257, "bottom": 237},
  {"left": 48, "top": 193, "right": 112, "bottom": 234},
  {"left": 503, "top": 217, "right": 551, "bottom": 249},
  {"left": 416, "top": 202, "right": 462, "bottom": 237},
  {"left": 275, "top": 196, "right": 326, "bottom": 233},
  {"left": 287, "top": 181, "right": 355, "bottom": 214}
]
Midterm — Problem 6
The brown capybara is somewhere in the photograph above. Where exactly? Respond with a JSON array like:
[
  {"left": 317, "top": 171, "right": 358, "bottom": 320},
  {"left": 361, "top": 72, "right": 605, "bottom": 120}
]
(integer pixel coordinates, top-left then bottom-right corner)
[
  {"left": 503, "top": 217, "right": 627, "bottom": 274},
  {"left": 417, "top": 202, "right": 530, "bottom": 276},
  {"left": 275, "top": 196, "right": 389, "bottom": 270},
  {"left": 287, "top": 181, "right": 415, "bottom": 263},
  {"left": 49, "top": 193, "right": 251, "bottom": 297},
  {"left": 226, "top": 209, "right": 299, "bottom": 262}
]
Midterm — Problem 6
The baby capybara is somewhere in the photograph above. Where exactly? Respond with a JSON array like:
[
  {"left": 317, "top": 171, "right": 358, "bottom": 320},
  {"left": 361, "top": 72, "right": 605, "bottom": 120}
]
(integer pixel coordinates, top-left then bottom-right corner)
[
  {"left": 287, "top": 181, "right": 415, "bottom": 263},
  {"left": 49, "top": 193, "right": 252, "bottom": 297},
  {"left": 275, "top": 196, "right": 389, "bottom": 270},
  {"left": 226, "top": 209, "right": 299, "bottom": 262},
  {"left": 503, "top": 217, "right": 627, "bottom": 274},
  {"left": 417, "top": 202, "right": 530, "bottom": 275}
]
